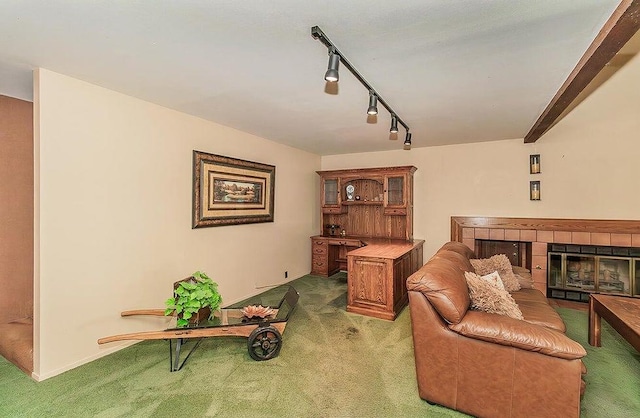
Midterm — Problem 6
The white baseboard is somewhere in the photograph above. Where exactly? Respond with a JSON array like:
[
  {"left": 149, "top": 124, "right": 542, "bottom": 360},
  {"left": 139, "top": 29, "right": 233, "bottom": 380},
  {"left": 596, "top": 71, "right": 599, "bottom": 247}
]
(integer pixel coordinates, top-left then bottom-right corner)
[{"left": 31, "top": 340, "right": 139, "bottom": 381}]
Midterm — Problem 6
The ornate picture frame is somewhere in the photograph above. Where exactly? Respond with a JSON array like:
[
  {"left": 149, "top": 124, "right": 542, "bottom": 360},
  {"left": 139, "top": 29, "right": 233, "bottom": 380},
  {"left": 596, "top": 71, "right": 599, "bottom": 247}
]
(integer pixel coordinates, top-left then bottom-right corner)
[{"left": 192, "top": 151, "right": 275, "bottom": 228}]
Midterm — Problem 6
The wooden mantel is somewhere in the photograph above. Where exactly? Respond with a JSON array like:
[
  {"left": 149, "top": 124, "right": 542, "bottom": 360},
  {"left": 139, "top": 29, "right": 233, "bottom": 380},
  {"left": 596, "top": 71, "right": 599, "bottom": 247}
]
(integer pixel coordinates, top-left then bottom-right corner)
[
  {"left": 451, "top": 216, "right": 640, "bottom": 293},
  {"left": 452, "top": 217, "right": 640, "bottom": 238}
]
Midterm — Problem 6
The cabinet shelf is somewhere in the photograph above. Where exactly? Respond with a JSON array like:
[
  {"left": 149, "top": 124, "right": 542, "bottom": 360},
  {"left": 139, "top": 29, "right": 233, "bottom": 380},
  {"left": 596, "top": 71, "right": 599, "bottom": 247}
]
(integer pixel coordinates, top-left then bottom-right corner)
[{"left": 342, "top": 200, "right": 383, "bottom": 206}]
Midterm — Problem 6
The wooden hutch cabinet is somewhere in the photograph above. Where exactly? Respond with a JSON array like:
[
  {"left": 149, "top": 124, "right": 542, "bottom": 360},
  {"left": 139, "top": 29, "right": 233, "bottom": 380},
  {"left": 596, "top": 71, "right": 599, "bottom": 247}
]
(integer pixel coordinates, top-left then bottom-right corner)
[
  {"left": 317, "top": 166, "right": 416, "bottom": 240},
  {"left": 311, "top": 166, "right": 423, "bottom": 320}
]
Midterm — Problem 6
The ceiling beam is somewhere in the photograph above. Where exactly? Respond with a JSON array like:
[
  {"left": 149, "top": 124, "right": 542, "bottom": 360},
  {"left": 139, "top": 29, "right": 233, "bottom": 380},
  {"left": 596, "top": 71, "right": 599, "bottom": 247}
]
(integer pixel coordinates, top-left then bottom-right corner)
[{"left": 524, "top": 0, "right": 640, "bottom": 143}]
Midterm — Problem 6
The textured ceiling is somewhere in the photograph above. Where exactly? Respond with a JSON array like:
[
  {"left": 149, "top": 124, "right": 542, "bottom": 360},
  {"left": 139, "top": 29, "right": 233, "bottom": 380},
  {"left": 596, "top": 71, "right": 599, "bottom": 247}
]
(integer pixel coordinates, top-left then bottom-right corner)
[{"left": 0, "top": 1, "right": 622, "bottom": 155}]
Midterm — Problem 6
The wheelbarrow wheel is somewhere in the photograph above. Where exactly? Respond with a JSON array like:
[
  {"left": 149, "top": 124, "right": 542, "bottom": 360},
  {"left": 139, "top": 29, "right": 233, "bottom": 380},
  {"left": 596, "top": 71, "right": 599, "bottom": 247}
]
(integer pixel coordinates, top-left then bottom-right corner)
[{"left": 247, "top": 326, "right": 282, "bottom": 361}]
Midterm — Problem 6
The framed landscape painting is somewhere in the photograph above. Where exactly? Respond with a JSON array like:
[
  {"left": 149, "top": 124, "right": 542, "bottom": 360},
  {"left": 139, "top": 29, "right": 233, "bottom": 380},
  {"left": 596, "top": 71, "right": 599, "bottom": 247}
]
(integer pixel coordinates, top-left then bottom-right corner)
[{"left": 192, "top": 151, "right": 275, "bottom": 228}]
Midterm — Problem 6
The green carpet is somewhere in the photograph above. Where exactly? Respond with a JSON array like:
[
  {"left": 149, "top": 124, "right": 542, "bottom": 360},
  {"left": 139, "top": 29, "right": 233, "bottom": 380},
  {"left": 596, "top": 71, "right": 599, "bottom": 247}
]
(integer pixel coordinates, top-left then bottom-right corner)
[
  {"left": 0, "top": 274, "right": 638, "bottom": 417},
  {"left": 558, "top": 307, "right": 640, "bottom": 418}
]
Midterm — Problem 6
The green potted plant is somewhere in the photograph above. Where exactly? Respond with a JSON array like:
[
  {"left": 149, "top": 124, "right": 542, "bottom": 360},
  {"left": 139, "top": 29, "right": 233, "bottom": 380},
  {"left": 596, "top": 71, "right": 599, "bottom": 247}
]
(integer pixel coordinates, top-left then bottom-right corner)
[{"left": 164, "top": 271, "right": 222, "bottom": 327}]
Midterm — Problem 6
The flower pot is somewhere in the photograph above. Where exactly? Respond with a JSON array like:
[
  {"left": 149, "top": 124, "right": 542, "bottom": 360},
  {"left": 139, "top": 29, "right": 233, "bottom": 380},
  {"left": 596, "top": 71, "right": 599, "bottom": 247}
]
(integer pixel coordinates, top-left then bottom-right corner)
[
  {"left": 173, "top": 277, "right": 212, "bottom": 326},
  {"left": 187, "top": 306, "right": 211, "bottom": 326},
  {"left": 167, "top": 273, "right": 221, "bottom": 328}
]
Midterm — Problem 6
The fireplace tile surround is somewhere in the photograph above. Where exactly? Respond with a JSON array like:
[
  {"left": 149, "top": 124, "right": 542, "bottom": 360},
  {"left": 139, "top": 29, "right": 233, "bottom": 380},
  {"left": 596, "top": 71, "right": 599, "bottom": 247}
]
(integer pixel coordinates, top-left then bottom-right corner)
[{"left": 451, "top": 217, "right": 640, "bottom": 295}]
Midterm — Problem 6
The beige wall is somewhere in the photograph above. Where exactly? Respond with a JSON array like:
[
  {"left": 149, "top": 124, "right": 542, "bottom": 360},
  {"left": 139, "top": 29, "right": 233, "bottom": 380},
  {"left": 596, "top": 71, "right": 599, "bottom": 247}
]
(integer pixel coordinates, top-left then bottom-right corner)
[
  {"left": 0, "top": 95, "right": 34, "bottom": 324},
  {"left": 322, "top": 54, "right": 640, "bottom": 259},
  {"left": 30, "top": 45, "right": 640, "bottom": 380},
  {"left": 34, "top": 69, "right": 320, "bottom": 380}
]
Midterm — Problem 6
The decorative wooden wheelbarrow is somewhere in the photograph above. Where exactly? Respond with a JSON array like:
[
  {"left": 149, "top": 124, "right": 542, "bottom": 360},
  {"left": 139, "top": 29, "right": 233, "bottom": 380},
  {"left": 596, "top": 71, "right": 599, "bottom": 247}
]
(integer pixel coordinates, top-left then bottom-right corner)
[{"left": 98, "top": 286, "right": 299, "bottom": 371}]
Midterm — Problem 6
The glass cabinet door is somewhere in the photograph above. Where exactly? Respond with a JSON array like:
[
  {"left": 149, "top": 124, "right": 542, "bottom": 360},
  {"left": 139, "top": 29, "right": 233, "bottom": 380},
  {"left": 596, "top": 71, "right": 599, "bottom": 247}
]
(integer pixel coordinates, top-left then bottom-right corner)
[
  {"left": 598, "top": 257, "right": 631, "bottom": 295},
  {"left": 385, "top": 176, "right": 404, "bottom": 206},
  {"left": 323, "top": 178, "right": 339, "bottom": 206}
]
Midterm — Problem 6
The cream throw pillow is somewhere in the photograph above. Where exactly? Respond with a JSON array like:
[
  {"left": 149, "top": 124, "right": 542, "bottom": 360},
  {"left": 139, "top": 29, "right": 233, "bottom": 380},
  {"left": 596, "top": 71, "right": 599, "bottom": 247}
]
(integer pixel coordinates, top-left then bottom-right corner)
[
  {"left": 464, "top": 271, "right": 524, "bottom": 320},
  {"left": 480, "top": 271, "right": 505, "bottom": 291}
]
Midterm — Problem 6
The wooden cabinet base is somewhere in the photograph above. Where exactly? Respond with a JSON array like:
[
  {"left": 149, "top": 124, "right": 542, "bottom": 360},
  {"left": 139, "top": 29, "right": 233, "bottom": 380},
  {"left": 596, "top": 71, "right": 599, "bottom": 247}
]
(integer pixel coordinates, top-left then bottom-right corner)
[
  {"left": 347, "top": 241, "right": 423, "bottom": 320},
  {"left": 347, "top": 304, "right": 403, "bottom": 321}
]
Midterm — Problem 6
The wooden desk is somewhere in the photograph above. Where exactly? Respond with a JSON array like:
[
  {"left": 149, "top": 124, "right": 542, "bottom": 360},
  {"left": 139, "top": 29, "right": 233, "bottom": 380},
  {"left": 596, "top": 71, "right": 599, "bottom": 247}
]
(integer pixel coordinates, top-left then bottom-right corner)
[
  {"left": 588, "top": 294, "right": 640, "bottom": 352},
  {"left": 313, "top": 166, "right": 421, "bottom": 319},
  {"left": 347, "top": 239, "right": 424, "bottom": 320},
  {"left": 310, "top": 236, "right": 364, "bottom": 276},
  {"left": 310, "top": 236, "right": 424, "bottom": 320}
]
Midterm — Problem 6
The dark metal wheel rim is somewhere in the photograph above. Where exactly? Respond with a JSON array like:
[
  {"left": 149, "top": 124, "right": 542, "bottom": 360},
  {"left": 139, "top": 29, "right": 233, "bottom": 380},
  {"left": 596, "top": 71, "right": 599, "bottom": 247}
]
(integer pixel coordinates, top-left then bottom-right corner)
[{"left": 247, "top": 326, "right": 282, "bottom": 361}]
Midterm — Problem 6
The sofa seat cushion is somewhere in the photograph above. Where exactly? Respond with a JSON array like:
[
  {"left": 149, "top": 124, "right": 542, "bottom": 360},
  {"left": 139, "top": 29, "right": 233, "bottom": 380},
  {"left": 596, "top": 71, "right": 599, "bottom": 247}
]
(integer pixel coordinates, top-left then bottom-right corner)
[
  {"left": 511, "top": 289, "right": 566, "bottom": 332},
  {"left": 406, "top": 257, "right": 470, "bottom": 324},
  {"left": 449, "top": 310, "right": 586, "bottom": 360},
  {"left": 510, "top": 288, "right": 548, "bottom": 303}
]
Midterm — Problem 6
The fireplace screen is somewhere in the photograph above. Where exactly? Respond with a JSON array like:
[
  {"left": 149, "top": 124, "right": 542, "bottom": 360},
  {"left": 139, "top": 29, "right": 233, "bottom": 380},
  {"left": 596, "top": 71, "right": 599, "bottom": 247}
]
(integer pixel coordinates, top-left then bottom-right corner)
[{"left": 548, "top": 244, "right": 638, "bottom": 301}]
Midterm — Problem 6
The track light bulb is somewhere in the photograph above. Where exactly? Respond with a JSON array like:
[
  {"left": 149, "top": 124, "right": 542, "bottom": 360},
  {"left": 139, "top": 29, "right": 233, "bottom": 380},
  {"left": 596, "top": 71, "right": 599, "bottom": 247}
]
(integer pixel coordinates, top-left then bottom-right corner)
[
  {"left": 325, "top": 49, "right": 340, "bottom": 82},
  {"left": 390, "top": 115, "right": 398, "bottom": 133},
  {"left": 367, "top": 91, "right": 378, "bottom": 115},
  {"left": 404, "top": 132, "right": 412, "bottom": 149}
]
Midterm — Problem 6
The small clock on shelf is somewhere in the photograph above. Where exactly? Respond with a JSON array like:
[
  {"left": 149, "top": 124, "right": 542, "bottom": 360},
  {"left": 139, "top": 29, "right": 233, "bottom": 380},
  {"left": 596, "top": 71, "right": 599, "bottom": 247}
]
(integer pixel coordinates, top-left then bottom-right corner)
[{"left": 345, "top": 184, "right": 355, "bottom": 201}]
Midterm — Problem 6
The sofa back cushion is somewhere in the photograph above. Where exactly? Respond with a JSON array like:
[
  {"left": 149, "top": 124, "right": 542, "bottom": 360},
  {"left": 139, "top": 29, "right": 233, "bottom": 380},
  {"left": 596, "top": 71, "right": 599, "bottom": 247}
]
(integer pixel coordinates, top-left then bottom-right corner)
[
  {"left": 439, "top": 241, "right": 476, "bottom": 259},
  {"left": 432, "top": 249, "right": 475, "bottom": 273},
  {"left": 406, "top": 257, "right": 470, "bottom": 324}
]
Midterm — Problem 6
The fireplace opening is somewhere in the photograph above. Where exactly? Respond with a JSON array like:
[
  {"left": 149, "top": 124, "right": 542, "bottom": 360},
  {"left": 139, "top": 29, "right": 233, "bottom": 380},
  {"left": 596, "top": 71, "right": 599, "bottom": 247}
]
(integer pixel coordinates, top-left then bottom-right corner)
[{"left": 475, "top": 239, "right": 532, "bottom": 269}]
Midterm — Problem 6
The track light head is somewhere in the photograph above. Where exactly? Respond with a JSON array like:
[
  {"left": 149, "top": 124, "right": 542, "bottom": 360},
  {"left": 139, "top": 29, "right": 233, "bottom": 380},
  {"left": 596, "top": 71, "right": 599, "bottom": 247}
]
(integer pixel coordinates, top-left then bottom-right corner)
[
  {"left": 390, "top": 114, "right": 398, "bottom": 133},
  {"left": 325, "top": 49, "right": 340, "bottom": 82},
  {"left": 404, "top": 132, "right": 412, "bottom": 150},
  {"left": 367, "top": 91, "right": 378, "bottom": 115}
]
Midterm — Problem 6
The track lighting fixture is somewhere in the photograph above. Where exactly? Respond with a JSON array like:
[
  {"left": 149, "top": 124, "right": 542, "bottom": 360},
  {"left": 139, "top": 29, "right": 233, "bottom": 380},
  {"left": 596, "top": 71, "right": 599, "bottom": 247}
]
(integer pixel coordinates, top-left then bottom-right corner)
[
  {"left": 390, "top": 114, "right": 398, "bottom": 133},
  {"left": 325, "top": 48, "right": 340, "bottom": 82},
  {"left": 311, "top": 25, "right": 412, "bottom": 149},
  {"left": 404, "top": 132, "right": 412, "bottom": 150},
  {"left": 367, "top": 91, "right": 378, "bottom": 115}
]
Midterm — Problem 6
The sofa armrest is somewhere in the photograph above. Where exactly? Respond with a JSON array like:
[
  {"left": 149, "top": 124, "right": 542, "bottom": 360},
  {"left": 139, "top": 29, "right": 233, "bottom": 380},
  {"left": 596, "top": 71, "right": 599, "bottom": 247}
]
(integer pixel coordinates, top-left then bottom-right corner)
[{"left": 449, "top": 310, "right": 586, "bottom": 360}]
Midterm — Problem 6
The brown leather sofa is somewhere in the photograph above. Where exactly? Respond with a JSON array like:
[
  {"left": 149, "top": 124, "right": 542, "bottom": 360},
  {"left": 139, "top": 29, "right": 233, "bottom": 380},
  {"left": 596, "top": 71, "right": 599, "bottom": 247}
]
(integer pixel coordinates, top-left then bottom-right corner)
[{"left": 406, "top": 241, "right": 586, "bottom": 418}]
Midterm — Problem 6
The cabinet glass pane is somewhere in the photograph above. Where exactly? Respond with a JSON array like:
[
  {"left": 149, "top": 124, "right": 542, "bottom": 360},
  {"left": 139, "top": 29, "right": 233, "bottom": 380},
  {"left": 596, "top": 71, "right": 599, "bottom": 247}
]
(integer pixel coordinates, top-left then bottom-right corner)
[
  {"left": 324, "top": 179, "right": 338, "bottom": 205},
  {"left": 566, "top": 255, "right": 595, "bottom": 292},
  {"left": 387, "top": 177, "right": 404, "bottom": 205},
  {"left": 598, "top": 257, "right": 631, "bottom": 295},
  {"left": 548, "top": 253, "right": 563, "bottom": 288}
]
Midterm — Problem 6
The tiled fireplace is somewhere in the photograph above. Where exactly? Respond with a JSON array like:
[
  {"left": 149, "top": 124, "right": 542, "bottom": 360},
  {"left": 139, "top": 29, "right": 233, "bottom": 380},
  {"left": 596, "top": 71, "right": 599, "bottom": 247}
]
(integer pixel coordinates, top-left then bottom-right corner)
[{"left": 451, "top": 217, "right": 640, "bottom": 296}]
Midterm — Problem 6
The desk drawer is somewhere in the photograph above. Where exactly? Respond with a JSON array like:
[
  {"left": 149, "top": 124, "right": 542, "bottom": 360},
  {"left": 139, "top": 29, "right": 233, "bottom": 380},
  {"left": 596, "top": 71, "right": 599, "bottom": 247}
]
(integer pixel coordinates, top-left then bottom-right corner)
[
  {"left": 312, "top": 239, "right": 327, "bottom": 255},
  {"left": 383, "top": 207, "right": 407, "bottom": 215},
  {"left": 327, "top": 238, "right": 362, "bottom": 247},
  {"left": 312, "top": 254, "right": 329, "bottom": 275}
]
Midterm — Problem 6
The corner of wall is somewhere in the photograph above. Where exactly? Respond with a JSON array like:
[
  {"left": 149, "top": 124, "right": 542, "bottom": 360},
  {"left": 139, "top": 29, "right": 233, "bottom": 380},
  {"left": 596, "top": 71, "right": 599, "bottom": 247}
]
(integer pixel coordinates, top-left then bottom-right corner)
[{"left": 32, "top": 68, "right": 41, "bottom": 377}]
